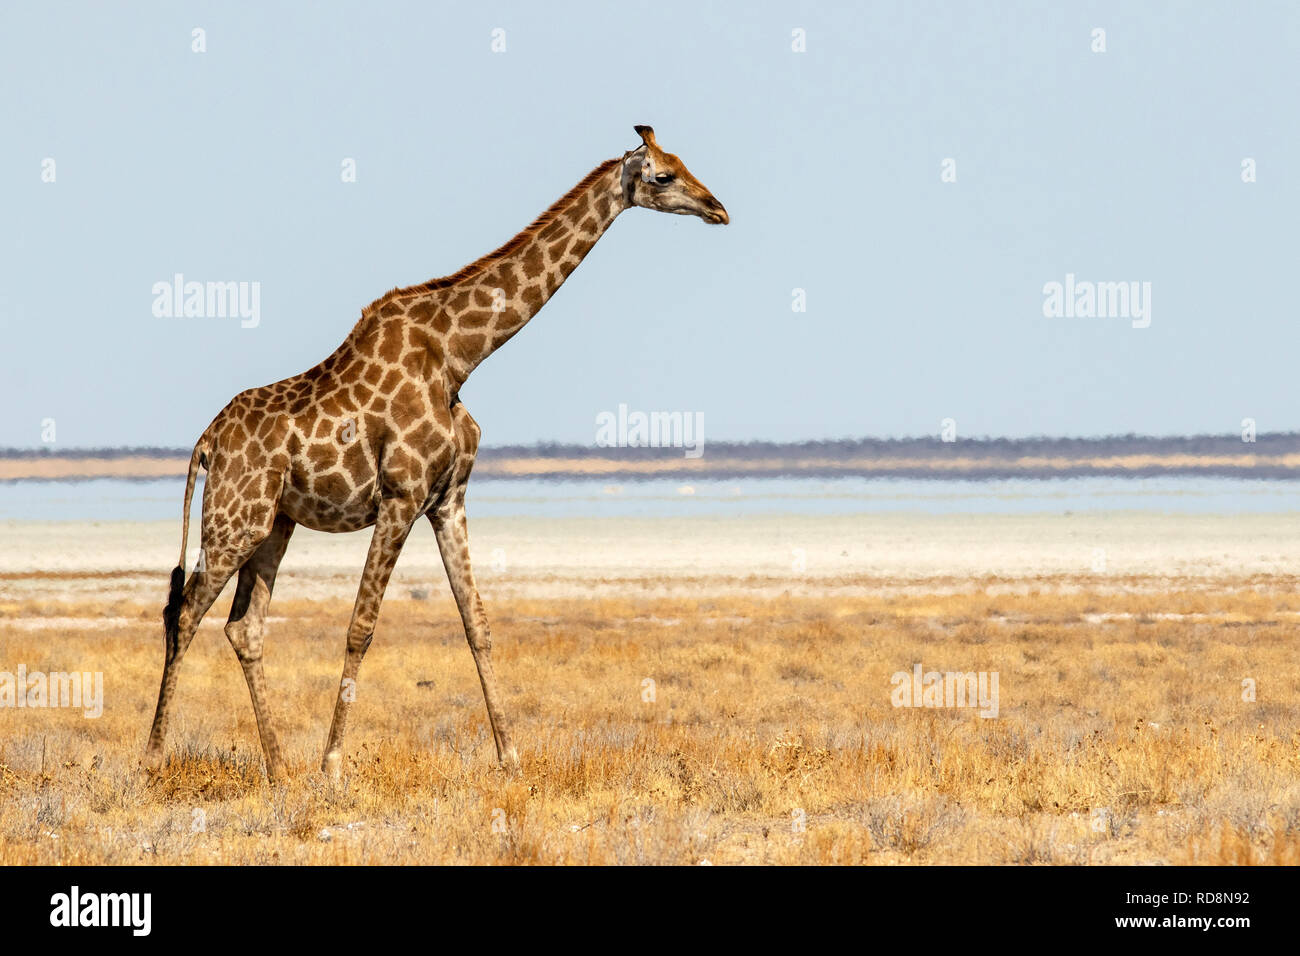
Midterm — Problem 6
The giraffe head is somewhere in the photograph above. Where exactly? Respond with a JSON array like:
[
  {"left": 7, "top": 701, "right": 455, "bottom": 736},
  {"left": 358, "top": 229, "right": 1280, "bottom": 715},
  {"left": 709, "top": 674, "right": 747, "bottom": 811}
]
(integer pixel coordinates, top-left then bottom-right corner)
[{"left": 622, "top": 125, "right": 729, "bottom": 225}]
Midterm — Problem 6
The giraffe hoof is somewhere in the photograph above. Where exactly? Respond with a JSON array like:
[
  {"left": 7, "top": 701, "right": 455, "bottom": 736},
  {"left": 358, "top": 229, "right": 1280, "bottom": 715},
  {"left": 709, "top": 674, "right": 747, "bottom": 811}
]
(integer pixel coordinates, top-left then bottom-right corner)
[
  {"left": 322, "top": 752, "right": 342, "bottom": 781},
  {"left": 141, "top": 750, "right": 165, "bottom": 775}
]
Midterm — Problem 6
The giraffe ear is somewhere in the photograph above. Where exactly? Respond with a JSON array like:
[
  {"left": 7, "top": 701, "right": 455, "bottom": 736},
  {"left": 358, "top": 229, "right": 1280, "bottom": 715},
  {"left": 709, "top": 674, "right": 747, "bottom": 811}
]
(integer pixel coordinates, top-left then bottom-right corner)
[{"left": 633, "top": 125, "right": 657, "bottom": 147}]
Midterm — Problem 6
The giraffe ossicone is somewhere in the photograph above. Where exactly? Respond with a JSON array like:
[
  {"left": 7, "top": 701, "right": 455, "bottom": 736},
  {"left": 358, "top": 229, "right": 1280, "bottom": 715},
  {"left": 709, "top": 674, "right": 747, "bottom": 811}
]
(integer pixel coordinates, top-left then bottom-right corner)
[{"left": 143, "top": 126, "right": 728, "bottom": 781}]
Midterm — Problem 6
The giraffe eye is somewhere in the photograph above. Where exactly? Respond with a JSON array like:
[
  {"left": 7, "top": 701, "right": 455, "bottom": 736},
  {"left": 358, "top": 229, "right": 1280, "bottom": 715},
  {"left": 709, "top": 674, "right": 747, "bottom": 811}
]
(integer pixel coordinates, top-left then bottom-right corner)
[{"left": 654, "top": 173, "right": 675, "bottom": 186}]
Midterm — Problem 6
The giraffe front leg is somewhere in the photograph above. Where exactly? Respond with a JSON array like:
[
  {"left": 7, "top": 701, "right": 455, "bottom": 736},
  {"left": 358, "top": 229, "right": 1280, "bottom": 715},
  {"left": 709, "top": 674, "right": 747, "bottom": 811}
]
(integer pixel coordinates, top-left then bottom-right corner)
[
  {"left": 321, "top": 498, "right": 420, "bottom": 780},
  {"left": 430, "top": 498, "right": 519, "bottom": 770}
]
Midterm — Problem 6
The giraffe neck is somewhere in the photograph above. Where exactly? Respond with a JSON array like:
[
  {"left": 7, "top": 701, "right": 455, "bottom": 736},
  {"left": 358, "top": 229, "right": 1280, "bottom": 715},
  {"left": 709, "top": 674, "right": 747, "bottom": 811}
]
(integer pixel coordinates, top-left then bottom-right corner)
[{"left": 396, "top": 158, "right": 630, "bottom": 389}]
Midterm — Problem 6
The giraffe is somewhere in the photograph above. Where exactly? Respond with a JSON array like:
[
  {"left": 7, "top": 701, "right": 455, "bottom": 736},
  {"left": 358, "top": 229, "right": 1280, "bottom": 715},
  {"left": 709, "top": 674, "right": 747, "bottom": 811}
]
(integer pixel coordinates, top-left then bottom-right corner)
[{"left": 143, "top": 126, "right": 728, "bottom": 782}]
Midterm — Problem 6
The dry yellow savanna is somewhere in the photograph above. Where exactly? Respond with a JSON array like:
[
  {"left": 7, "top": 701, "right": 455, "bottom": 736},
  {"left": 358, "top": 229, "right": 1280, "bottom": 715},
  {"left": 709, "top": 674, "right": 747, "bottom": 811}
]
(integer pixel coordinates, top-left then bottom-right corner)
[{"left": 1, "top": 578, "right": 1298, "bottom": 865}]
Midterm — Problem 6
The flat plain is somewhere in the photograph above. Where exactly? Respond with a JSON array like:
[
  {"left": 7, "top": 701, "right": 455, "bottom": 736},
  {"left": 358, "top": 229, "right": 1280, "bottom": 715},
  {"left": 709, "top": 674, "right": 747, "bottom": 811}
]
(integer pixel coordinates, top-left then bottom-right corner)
[{"left": 1, "top": 512, "right": 1297, "bottom": 864}]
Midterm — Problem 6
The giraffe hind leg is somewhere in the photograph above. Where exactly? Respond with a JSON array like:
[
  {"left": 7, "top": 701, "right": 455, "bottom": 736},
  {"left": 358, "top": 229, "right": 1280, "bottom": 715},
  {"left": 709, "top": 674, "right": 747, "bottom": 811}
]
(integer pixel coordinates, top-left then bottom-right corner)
[
  {"left": 143, "top": 542, "right": 253, "bottom": 771},
  {"left": 144, "top": 469, "right": 283, "bottom": 773},
  {"left": 223, "top": 514, "right": 295, "bottom": 782}
]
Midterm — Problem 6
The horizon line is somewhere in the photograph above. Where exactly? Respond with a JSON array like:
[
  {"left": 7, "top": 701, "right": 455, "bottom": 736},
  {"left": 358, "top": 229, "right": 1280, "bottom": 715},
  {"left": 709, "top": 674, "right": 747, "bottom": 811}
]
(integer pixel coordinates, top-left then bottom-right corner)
[{"left": 0, "top": 430, "right": 1295, "bottom": 459}]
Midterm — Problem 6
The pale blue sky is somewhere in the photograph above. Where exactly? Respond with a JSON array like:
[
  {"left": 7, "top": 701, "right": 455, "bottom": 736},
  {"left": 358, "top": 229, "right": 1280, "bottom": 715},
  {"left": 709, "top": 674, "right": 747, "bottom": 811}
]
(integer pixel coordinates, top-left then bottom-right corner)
[{"left": 2, "top": 1, "right": 1296, "bottom": 449}]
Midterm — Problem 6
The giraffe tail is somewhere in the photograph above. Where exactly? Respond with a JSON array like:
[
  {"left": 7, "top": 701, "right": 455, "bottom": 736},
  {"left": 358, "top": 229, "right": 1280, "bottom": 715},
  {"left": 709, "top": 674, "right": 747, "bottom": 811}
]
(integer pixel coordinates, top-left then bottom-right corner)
[{"left": 164, "top": 430, "right": 212, "bottom": 636}]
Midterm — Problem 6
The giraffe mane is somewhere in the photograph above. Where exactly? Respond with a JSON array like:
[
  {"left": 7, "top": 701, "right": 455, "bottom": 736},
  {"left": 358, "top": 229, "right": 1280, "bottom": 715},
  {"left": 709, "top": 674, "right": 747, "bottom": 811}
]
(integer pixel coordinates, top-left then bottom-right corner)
[{"left": 362, "top": 158, "right": 622, "bottom": 316}]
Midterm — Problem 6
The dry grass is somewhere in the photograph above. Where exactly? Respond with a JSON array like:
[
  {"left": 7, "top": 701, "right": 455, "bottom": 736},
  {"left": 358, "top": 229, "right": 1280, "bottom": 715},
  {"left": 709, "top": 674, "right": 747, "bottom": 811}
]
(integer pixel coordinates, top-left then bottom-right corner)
[{"left": 1, "top": 579, "right": 1298, "bottom": 865}]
